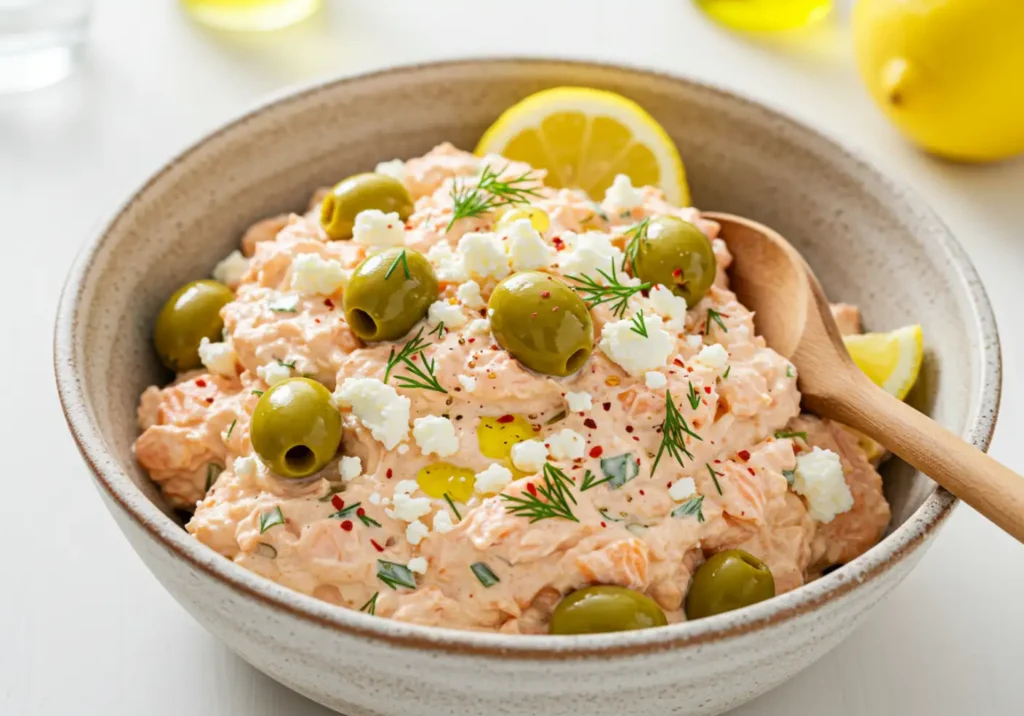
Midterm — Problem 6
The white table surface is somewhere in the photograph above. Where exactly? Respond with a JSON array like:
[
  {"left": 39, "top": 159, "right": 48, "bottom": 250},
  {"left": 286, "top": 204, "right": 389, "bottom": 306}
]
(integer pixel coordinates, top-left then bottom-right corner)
[{"left": 3, "top": 0, "right": 1022, "bottom": 713}]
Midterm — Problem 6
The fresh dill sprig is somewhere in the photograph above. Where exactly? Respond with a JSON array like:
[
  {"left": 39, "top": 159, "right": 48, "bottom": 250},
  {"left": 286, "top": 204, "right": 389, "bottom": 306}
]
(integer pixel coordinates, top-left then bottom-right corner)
[
  {"left": 428, "top": 321, "right": 446, "bottom": 339},
  {"left": 651, "top": 390, "right": 703, "bottom": 476},
  {"left": 446, "top": 165, "right": 542, "bottom": 231},
  {"left": 384, "top": 248, "right": 410, "bottom": 280},
  {"left": 705, "top": 462, "right": 723, "bottom": 495},
  {"left": 705, "top": 307, "right": 728, "bottom": 334},
  {"left": 630, "top": 310, "right": 648, "bottom": 337},
  {"left": 383, "top": 327, "right": 447, "bottom": 393},
  {"left": 722, "top": 365, "right": 731, "bottom": 380},
  {"left": 259, "top": 506, "right": 285, "bottom": 534},
  {"left": 329, "top": 502, "right": 382, "bottom": 528},
  {"left": 686, "top": 381, "right": 701, "bottom": 410},
  {"left": 224, "top": 419, "right": 237, "bottom": 441},
  {"left": 671, "top": 495, "right": 705, "bottom": 523},
  {"left": 501, "top": 462, "right": 579, "bottom": 523},
  {"left": 774, "top": 430, "right": 808, "bottom": 441},
  {"left": 566, "top": 260, "right": 652, "bottom": 319},
  {"left": 443, "top": 492, "right": 462, "bottom": 521},
  {"left": 580, "top": 468, "right": 614, "bottom": 492},
  {"left": 360, "top": 592, "right": 379, "bottom": 615},
  {"left": 621, "top": 218, "right": 650, "bottom": 274}
]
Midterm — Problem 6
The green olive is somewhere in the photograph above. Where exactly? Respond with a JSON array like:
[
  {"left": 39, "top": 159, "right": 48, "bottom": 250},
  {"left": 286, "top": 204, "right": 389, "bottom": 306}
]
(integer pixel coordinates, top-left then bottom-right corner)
[
  {"left": 633, "top": 216, "right": 717, "bottom": 305},
  {"left": 153, "top": 280, "right": 234, "bottom": 372},
  {"left": 320, "top": 173, "right": 413, "bottom": 240},
  {"left": 685, "top": 549, "right": 776, "bottom": 620},
  {"left": 549, "top": 586, "right": 668, "bottom": 635},
  {"left": 343, "top": 247, "right": 438, "bottom": 342},
  {"left": 251, "top": 378, "right": 343, "bottom": 479},
  {"left": 488, "top": 271, "right": 593, "bottom": 377}
]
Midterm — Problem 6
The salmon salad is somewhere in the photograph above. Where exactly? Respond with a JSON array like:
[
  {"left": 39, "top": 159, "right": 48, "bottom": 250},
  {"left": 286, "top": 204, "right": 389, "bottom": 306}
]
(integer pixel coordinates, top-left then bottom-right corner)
[{"left": 134, "top": 144, "right": 891, "bottom": 634}]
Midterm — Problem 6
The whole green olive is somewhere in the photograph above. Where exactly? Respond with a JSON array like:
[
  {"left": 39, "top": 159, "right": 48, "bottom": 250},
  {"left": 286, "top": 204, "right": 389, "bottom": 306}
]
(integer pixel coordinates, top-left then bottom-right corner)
[
  {"left": 632, "top": 216, "right": 717, "bottom": 306},
  {"left": 343, "top": 247, "right": 438, "bottom": 342},
  {"left": 685, "top": 549, "right": 776, "bottom": 620},
  {"left": 153, "top": 279, "right": 234, "bottom": 372},
  {"left": 549, "top": 586, "right": 668, "bottom": 635},
  {"left": 488, "top": 271, "right": 593, "bottom": 377},
  {"left": 320, "top": 173, "right": 413, "bottom": 240},
  {"left": 250, "top": 377, "right": 343, "bottom": 479}
]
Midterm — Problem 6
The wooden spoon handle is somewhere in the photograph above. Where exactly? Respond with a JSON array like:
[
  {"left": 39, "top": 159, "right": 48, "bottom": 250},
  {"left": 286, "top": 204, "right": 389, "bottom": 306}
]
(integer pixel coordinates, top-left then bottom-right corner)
[{"left": 825, "top": 373, "right": 1024, "bottom": 543}]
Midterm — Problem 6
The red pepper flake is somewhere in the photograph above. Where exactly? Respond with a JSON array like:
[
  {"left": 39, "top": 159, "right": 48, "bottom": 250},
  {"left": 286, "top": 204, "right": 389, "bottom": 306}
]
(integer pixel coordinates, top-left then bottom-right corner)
[
  {"left": 589, "top": 446, "right": 603, "bottom": 458},
  {"left": 195, "top": 378, "right": 207, "bottom": 388},
  {"left": 673, "top": 358, "right": 685, "bottom": 367},
  {"left": 497, "top": 414, "right": 515, "bottom": 424},
  {"left": 602, "top": 402, "right": 612, "bottom": 411},
  {"left": 323, "top": 298, "right": 334, "bottom": 309},
  {"left": 314, "top": 318, "right": 321, "bottom": 324},
  {"left": 553, "top": 237, "right": 565, "bottom": 250},
  {"left": 738, "top": 450, "right": 751, "bottom": 461},
  {"left": 340, "top": 520, "right": 353, "bottom": 531},
  {"left": 205, "top": 397, "right": 214, "bottom": 404},
  {"left": 540, "top": 290, "right": 551, "bottom": 298},
  {"left": 704, "top": 386, "right": 712, "bottom": 394},
  {"left": 527, "top": 483, "right": 538, "bottom": 497},
  {"left": 330, "top": 495, "right": 345, "bottom": 510},
  {"left": 672, "top": 267, "right": 683, "bottom": 279},
  {"left": 385, "top": 468, "right": 393, "bottom": 479},
  {"left": 468, "top": 337, "right": 476, "bottom": 343},
  {"left": 633, "top": 436, "right": 640, "bottom": 441},
  {"left": 552, "top": 306, "right": 560, "bottom": 312},
  {"left": 747, "top": 468, "right": 756, "bottom": 476},
  {"left": 584, "top": 418, "right": 597, "bottom": 430},
  {"left": 639, "top": 489, "right": 645, "bottom": 496},
  {"left": 600, "top": 521, "right": 607, "bottom": 528},
  {"left": 625, "top": 425, "right": 634, "bottom": 433},
  {"left": 490, "top": 344, "right": 499, "bottom": 351},
  {"left": 531, "top": 312, "right": 538, "bottom": 319},
  {"left": 532, "top": 424, "right": 541, "bottom": 432},
  {"left": 370, "top": 539, "right": 384, "bottom": 552},
  {"left": 356, "top": 507, "right": 366, "bottom": 517},
  {"left": 636, "top": 457, "right": 641, "bottom": 465}
]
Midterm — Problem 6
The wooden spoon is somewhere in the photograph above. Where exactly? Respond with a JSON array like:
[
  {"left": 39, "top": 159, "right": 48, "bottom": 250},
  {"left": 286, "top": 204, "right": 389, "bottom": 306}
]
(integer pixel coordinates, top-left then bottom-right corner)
[{"left": 705, "top": 212, "right": 1024, "bottom": 543}]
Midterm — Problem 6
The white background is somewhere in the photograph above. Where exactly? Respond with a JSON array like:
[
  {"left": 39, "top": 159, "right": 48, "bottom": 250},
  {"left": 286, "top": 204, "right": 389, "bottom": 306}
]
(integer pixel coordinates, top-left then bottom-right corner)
[{"left": 2, "top": 1, "right": 1022, "bottom": 714}]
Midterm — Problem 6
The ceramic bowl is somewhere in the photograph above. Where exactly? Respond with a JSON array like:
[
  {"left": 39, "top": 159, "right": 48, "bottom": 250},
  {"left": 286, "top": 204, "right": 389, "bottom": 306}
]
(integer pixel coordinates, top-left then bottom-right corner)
[{"left": 54, "top": 59, "right": 1000, "bottom": 716}]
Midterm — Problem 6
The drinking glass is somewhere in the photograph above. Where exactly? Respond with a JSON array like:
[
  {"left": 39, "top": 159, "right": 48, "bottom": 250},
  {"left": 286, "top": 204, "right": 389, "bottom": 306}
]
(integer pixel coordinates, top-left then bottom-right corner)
[{"left": 0, "top": 0, "right": 92, "bottom": 93}]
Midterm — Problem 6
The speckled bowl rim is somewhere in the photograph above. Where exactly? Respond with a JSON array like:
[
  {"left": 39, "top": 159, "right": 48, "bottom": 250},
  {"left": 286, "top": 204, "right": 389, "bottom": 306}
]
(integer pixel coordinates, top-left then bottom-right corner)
[{"left": 54, "top": 58, "right": 1000, "bottom": 659}]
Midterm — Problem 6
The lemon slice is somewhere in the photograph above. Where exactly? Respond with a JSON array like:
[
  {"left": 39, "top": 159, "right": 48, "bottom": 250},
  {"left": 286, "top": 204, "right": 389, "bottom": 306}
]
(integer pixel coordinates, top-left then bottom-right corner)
[
  {"left": 475, "top": 87, "right": 690, "bottom": 206},
  {"left": 843, "top": 325, "right": 924, "bottom": 400}
]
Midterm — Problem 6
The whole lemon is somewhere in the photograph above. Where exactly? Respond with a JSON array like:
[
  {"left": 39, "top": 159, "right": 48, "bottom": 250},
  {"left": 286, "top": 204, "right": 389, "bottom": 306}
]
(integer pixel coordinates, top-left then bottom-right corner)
[{"left": 853, "top": 0, "right": 1024, "bottom": 162}]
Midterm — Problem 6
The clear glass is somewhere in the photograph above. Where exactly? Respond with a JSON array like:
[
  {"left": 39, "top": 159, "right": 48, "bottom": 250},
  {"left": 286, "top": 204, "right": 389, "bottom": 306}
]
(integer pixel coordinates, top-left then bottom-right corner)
[
  {"left": 0, "top": 0, "right": 91, "bottom": 93},
  {"left": 182, "top": 0, "right": 322, "bottom": 32},
  {"left": 695, "top": 0, "right": 833, "bottom": 32}
]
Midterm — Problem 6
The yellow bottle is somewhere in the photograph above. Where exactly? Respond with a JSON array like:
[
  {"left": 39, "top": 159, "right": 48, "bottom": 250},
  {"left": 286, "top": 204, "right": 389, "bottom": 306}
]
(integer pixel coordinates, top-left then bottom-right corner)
[
  {"left": 182, "top": 0, "right": 322, "bottom": 32},
  {"left": 695, "top": 0, "right": 833, "bottom": 32}
]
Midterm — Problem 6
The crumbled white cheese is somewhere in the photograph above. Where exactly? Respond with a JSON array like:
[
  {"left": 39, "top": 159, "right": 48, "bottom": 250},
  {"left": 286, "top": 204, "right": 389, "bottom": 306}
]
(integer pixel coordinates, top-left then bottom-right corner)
[
  {"left": 475, "top": 463, "right": 514, "bottom": 495},
  {"left": 257, "top": 361, "right": 292, "bottom": 386},
  {"left": 645, "top": 371, "right": 667, "bottom": 389},
  {"left": 686, "top": 335, "right": 704, "bottom": 350},
  {"left": 695, "top": 343, "right": 729, "bottom": 370},
  {"left": 598, "top": 314, "right": 675, "bottom": 376},
  {"left": 268, "top": 293, "right": 301, "bottom": 313},
  {"left": 198, "top": 337, "right": 237, "bottom": 377},
  {"left": 333, "top": 377, "right": 410, "bottom": 450},
  {"left": 457, "top": 280, "right": 486, "bottom": 310},
  {"left": 291, "top": 253, "right": 347, "bottom": 296},
  {"left": 467, "top": 318, "right": 491, "bottom": 336},
  {"left": 792, "top": 447, "right": 854, "bottom": 523},
  {"left": 426, "top": 242, "right": 469, "bottom": 283},
  {"left": 397, "top": 444, "right": 409, "bottom": 455},
  {"left": 412, "top": 415, "right": 459, "bottom": 457},
  {"left": 556, "top": 231, "right": 624, "bottom": 278},
  {"left": 432, "top": 510, "right": 454, "bottom": 533},
  {"left": 386, "top": 491, "right": 433, "bottom": 522},
  {"left": 394, "top": 479, "right": 419, "bottom": 495},
  {"left": 427, "top": 299, "right": 468, "bottom": 329},
  {"left": 546, "top": 429, "right": 585, "bottom": 461},
  {"left": 458, "top": 375, "right": 477, "bottom": 392},
  {"left": 339, "top": 455, "right": 362, "bottom": 482},
  {"left": 647, "top": 284, "right": 688, "bottom": 322},
  {"left": 502, "top": 218, "right": 552, "bottom": 272},
  {"left": 406, "top": 520, "right": 429, "bottom": 546},
  {"left": 457, "top": 231, "right": 510, "bottom": 281},
  {"left": 510, "top": 439, "right": 547, "bottom": 473},
  {"left": 668, "top": 477, "right": 696, "bottom": 501},
  {"left": 352, "top": 209, "right": 405, "bottom": 249},
  {"left": 374, "top": 159, "right": 406, "bottom": 181},
  {"left": 368, "top": 492, "right": 382, "bottom": 505},
  {"left": 604, "top": 174, "right": 644, "bottom": 210},
  {"left": 407, "top": 557, "right": 428, "bottom": 575},
  {"left": 565, "top": 391, "right": 592, "bottom": 412},
  {"left": 212, "top": 250, "right": 249, "bottom": 287},
  {"left": 233, "top": 455, "right": 258, "bottom": 479}
]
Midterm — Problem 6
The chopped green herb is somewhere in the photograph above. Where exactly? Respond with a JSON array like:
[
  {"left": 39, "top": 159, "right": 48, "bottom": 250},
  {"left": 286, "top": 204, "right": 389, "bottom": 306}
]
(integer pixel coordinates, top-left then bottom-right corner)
[
  {"left": 205, "top": 462, "right": 224, "bottom": 492},
  {"left": 722, "top": 365, "right": 731, "bottom": 380},
  {"left": 545, "top": 410, "right": 568, "bottom": 426},
  {"left": 501, "top": 462, "right": 578, "bottom": 523},
  {"left": 774, "top": 430, "right": 808, "bottom": 441},
  {"left": 786, "top": 365, "right": 795, "bottom": 378},
  {"left": 686, "top": 381, "right": 701, "bottom": 410},
  {"left": 377, "top": 560, "right": 417, "bottom": 590},
  {"left": 651, "top": 390, "right": 703, "bottom": 476},
  {"left": 277, "top": 359, "right": 296, "bottom": 369},
  {"left": 621, "top": 218, "right": 650, "bottom": 274},
  {"left": 671, "top": 495, "right": 705, "bottom": 523},
  {"left": 383, "top": 327, "right": 447, "bottom": 393},
  {"left": 224, "top": 419, "right": 237, "bottom": 440},
  {"left": 706, "top": 463, "right": 723, "bottom": 496},
  {"left": 783, "top": 469, "right": 796, "bottom": 486},
  {"left": 598, "top": 508, "right": 624, "bottom": 522},
  {"left": 251, "top": 390, "right": 264, "bottom": 397},
  {"left": 359, "top": 512, "right": 382, "bottom": 528},
  {"left": 327, "top": 501, "right": 381, "bottom": 527},
  {"left": 705, "top": 308, "right": 728, "bottom": 334},
  {"left": 600, "top": 452, "right": 640, "bottom": 489},
  {"left": 360, "top": 592, "right": 379, "bottom": 615},
  {"left": 268, "top": 295, "right": 300, "bottom": 313},
  {"left": 443, "top": 492, "right": 462, "bottom": 521},
  {"left": 470, "top": 562, "right": 500, "bottom": 587},
  {"left": 580, "top": 468, "right": 613, "bottom": 492},
  {"left": 566, "top": 260, "right": 651, "bottom": 319},
  {"left": 428, "top": 321, "right": 446, "bottom": 339},
  {"left": 317, "top": 485, "right": 345, "bottom": 502},
  {"left": 385, "top": 248, "right": 411, "bottom": 280},
  {"left": 447, "top": 165, "right": 543, "bottom": 230},
  {"left": 259, "top": 506, "right": 285, "bottom": 534},
  {"left": 629, "top": 309, "right": 648, "bottom": 338}
]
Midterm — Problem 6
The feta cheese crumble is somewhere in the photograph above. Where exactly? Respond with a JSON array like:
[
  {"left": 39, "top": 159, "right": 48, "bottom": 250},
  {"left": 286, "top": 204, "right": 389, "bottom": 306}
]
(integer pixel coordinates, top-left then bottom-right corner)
[
  {"left": 565, "top": 391, "right": 593, "bottom": 412},
  {"left": 385, "top": 483, "right": 432, "bottom": 523},
  {"left": 212, "top": 250, "right": 249, "bottom": 287},
  {"left": 510, "top": 439, "right": 547, "bottom": 473},
  {"left": 645, "top": 371, "right": 667, "bottom": 389},
  {"left": 598, "top": 314, "right": 675, "bottom": 376},
  {"left": 474, "top": 463, "right": 514, "bottom": 495},
  {"left": 412, "top": 415, "right": 459, "bottom": 457},
  {"left": 457, "top": 231, "right": 510, "bottom": 281},
  {"left": 502, "top": 218, "right": 552, "bottom": 272},
  {"left": 556, "top": 231, "right": 624, "bottom": 278},
  {"left": 792, "top": 447, "right": 854, "bottom": 523},
  {"left": 333, "top": 377, "right": 411, "bottom": 450},
  {"left": 257, "top": 361, "right": 292, "bottom": 386},
  {"left": 198, "top": 337, "right": 237, "bottom": 377},
  {"left": 234, "top": 455, "right": 258, "bottom": 479},
  {"left": 647, "top": 284, "right": 688, "bottom": 322},
  {"left": 352, "top": 209, "right": 405, "bottom": 249},
  {"left": 457, "top": 375, "right": 477, "bottom": 392},
  {"left": 467, "top": 318, "right": 491, "bottom": 336},
  {"left": 374, "top": 159, "right": 406, "bottom": 181},
  {"left": 668, "top": 477, "right": 696, "bottom": 501},
  {"left": 427, "top": 299, "right": 468, "bottom": 329},
  {"left": 339, "top": 455, "right": 362, "bottom": 482},
  {"left": 426, "top": 242, "right": 469, "bottom": 283},
  {"left": 604, "top": 174, "right": 643, "bottom": 210},
  {"left": 406, "top": 520, "right": 429, "bottom": 546},
  {"left": 268, "top": 293, "right": 300, "bottom": 313},
  {"left": 695, "top": 343, "right": 729, "bottom": 370},
  {"left": 291, "top": 253, "right": 347, "bottom": 296},
  {"left": 546, "top": 429, "right": 585, "bottom": 461},
  {"left": 457, "top": 280, "right": 486, "bottom": 310},
  {"left": 432, "top": 510, "right": 454, "bottom": 533},
  {"left": 407, "top": 557, "right": 428, "bottom": 575}
]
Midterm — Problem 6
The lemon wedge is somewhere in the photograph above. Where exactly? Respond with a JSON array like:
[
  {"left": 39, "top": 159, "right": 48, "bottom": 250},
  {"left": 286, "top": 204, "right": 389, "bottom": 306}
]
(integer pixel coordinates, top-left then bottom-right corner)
[
  {"left": 843, "top": 325, "right": 924, "bottom": 400},
  {"left": 475, "top": 87, "right": 690, "bottom": 206}
]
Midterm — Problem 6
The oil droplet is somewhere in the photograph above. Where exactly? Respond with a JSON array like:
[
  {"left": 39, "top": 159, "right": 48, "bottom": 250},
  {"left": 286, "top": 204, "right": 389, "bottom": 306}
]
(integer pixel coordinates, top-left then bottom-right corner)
[
  {"left": 416, "top": 463, "right": 476, "bottom": 502},
  {"left": 476, "top": 415, "right": 538, "bottom": 460}
]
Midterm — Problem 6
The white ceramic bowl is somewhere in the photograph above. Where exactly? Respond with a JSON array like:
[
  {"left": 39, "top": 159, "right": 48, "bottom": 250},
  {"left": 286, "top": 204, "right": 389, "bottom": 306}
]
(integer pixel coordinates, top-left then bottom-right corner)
[{"left": 54, "top": 59, "right": 1001, "bottom": 716}]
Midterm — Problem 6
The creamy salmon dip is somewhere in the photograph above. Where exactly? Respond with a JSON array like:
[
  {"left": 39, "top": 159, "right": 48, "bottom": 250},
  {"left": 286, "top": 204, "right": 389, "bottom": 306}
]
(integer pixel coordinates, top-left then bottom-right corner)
[{"left": 134, "top": 144, "right": 890, "bottom": 633}]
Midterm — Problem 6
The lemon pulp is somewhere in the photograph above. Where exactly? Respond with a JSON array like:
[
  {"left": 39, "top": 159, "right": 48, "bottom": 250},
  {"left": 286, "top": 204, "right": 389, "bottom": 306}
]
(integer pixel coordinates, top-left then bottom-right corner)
[
  {"left": 181, "top": 0, "right": 320, "bottom": 31},
  {"left": 843, "top": 325, "right": 924, "bottom": 401},
  {"left": 695, "top": 0, "right": 833, "bottom": 32}
]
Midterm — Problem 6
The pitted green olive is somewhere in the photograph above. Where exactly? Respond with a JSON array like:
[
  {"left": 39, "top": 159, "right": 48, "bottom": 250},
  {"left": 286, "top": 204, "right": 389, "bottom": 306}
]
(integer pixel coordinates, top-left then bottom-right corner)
[
  {"left": 250, "top": 378, "right": 342, "bottom": 479},
  {"left": 549, "top": 586, "right": 668, "bottom": 635},
  {"left": 633, "top": 216, "right": 717, "bottom": 305},
  {"left": 320, "top": 173, "right": 413, "bottom": 240},
  {"left": 685, "top": 549, "right": 775, "bottom": 620},
  {"left": 343, "top": 248, "right": 438, "bottom": 342},
  {"left": 153, "top": 280, "right": 234, "bottom": 372}
]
